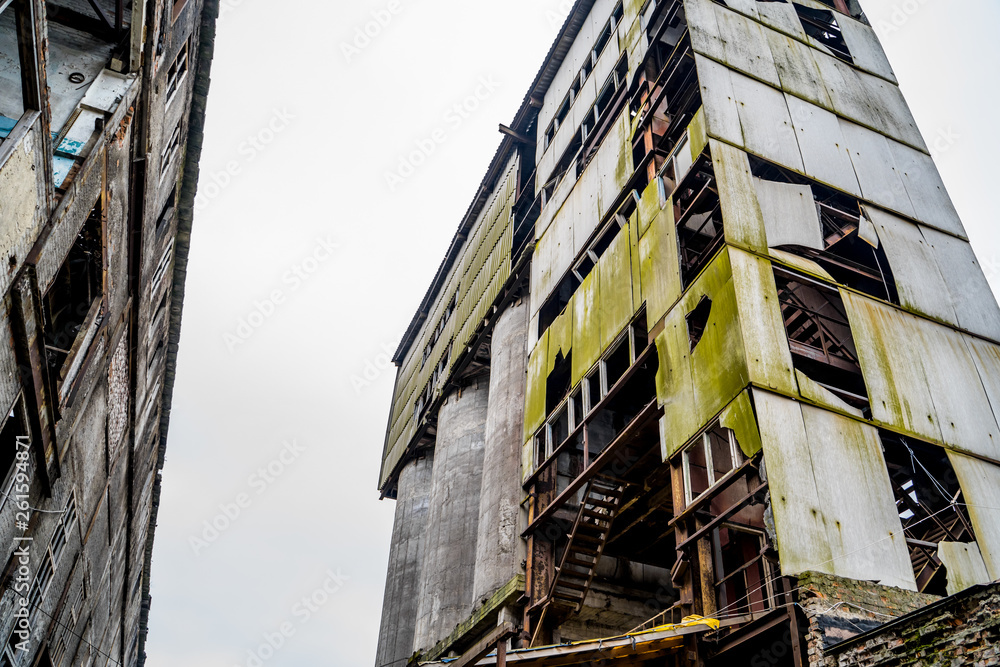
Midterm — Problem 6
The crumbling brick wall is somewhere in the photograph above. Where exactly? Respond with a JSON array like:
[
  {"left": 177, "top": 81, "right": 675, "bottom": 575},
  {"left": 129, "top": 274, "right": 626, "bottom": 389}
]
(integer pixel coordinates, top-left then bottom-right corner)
[{"left": 796, "top": 571, "right": 938, "bottom": 665}]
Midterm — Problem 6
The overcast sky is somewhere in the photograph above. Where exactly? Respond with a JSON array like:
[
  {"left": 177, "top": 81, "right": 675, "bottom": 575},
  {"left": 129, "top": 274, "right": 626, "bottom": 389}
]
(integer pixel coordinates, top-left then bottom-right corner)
[{"left": 142, "top": 1, "right": 1000, "bottom": 665}]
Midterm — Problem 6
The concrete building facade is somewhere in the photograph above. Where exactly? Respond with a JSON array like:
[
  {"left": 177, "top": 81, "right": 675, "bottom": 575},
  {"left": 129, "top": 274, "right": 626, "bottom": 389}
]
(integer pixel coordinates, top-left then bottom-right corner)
[
  {"left": 0, "top": 1, "right": 217, "bottom": 665},
  {"left": 377, "top": 1, "right": 1000, "bottom": 665}
]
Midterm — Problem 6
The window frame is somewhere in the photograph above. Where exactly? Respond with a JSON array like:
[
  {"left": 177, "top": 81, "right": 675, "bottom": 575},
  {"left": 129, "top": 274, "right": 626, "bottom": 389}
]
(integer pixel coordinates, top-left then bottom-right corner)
[{"left": 682, "top": 426, "right": 742, "bottom": 506}]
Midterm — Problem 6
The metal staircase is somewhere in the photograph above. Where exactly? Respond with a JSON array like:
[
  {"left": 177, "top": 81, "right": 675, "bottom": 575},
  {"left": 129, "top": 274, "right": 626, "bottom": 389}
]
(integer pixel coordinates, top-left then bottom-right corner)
[{"left": 530, "top": 475, "right": 626, "bottom": 646}]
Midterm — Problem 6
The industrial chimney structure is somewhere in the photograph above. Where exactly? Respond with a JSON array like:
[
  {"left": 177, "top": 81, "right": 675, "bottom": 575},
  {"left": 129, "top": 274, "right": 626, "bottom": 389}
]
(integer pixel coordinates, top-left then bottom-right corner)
[{"left": 377, "top": 1, "right": 1000, "bottom": 665}]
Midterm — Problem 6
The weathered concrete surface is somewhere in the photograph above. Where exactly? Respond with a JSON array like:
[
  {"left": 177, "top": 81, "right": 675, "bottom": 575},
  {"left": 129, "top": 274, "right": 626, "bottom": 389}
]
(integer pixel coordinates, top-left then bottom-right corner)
[
  {"left": 413, "top": 377, "right": 490, "bottom": 652},
  {"left": 375, "top": 454, "right": 435, "bottom": 667},
  {"left": 474, "top": 300, "right": 528, "bottom": 606}
]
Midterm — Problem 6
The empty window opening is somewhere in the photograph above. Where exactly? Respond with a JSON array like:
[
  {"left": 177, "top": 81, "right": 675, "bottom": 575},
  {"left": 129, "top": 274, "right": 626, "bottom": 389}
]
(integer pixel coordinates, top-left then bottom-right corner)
[
  {"left": 164, "top": 36, "right": 190, "bottom": 106},
  {"left": 774, "top": 269, "right": 868, "bottom": 410},
  {"left": 546, "top": 351, "right": 572, "bottom": 415},
  {"left": 682, "top": 424, "right": 742, "bottom": 505},
  {"left": 675, "top": 153, "right": 724, "bottom": 288},
  {"left": 686, "top": 296, "right": 712, "bottom": 350},
  {"left": 42, "top": 201, "right": 104, "bottom": 393},
  {"left": 542, "top": 2, "right": 625, "bottom": 150},
  {"left": 793, "top": 3, "right": 852, "bottom": 63},
  {"left": 881, "top": 433, "right": 975, "bottom": 596},
  {"left": 713, "top": 525, "right": 777, "bottom": 616},
  {"left": 751, "top": 157, "right": 898, "bottom": 304},
  {"left": 172, "top": 0, "right": 190, "bottom": 22},
  {"left": 160, "top": 119, "right": 182, "bottom": 179}
]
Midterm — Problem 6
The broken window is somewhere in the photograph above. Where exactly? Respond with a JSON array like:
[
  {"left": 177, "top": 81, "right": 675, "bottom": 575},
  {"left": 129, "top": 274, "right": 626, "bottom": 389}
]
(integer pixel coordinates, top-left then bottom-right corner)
[
  {"left": 165, "top": 36, "right": 190, "bottom": 106},
  {"left": 682, "top": 425, "right": 742, "bottom": 505},
  {"left": 713, "top": 525, "right": 777, "bottom": 616},
  {"left": 675, "top": 153, "right": 724, "bottom": 287},
  {"left": 881, "top": 433, "right": 976, "bottom": 596},
  {"left": 774, "top": 268, "right": 868, "bottom": 410},
  {"left": 0, "top": 395, "right": 29, "bottom": 512},
  {"left": 793, "top": 4, "right": 852, "bottom": 63},
  {"left": 751, "top": 157, "right": 898, "bottom": 304},
  {"left": 42, "top": 200, "right": 104, "bottom": 395},
  {"left": 160, "top": 119, "right": 183, "bottom": 179}
]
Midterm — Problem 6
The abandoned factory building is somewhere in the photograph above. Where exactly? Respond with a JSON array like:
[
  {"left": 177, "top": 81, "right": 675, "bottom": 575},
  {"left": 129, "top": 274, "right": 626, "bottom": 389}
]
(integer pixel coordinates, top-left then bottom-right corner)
[
  {"left": 376, "top": 1, "right": 1000, "bottom": 666},
  {"left": 0, "top": 0, "right": 217, "bottom": 665}
]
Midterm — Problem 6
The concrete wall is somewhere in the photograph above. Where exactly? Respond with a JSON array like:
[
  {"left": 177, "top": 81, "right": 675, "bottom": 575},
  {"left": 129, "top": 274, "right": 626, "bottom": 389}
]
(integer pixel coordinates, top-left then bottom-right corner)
[
  {"left": 376, "top": 454, "right": 435, "bottom": 667},
  {"left": 413, "top": 377, "right": 490, "bottom": 652},
  {"left": 473, "top": 300, "right": 529, "bottom": 606}
]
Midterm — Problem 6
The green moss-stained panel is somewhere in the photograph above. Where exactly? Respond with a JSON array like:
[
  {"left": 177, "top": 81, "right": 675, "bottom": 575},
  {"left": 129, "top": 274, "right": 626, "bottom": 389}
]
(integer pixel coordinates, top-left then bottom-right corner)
[
  {"left": 729, "top": 248, "right": 797, "bottom": 394},
  {"left": 656, "top": 249, "right": 749, "bottom": 459},
  {"left": 629, "top": 211, "right": 643, "bottom": 311},
  {"left": 946, "top": 451, "right": 1000, "bottom": 581},
  {"left": 637, "top": 177, "right": 660, "bottom": 242},
  {"left": 795, "top": 369, "right": 863, "bottom": 418},
  {"left": 767, "top": 248, "right": 835, "bottom": 283},
  {"left": 524, "top": 329, "right": 550, "bottom": 442},
  {"left": 688, "top": 107, "right": 708, "bottom": 163},
  {"left": 719, "top": 389, "right": 762, "bottom": 458},
  {"left": 757, "top": 390, "right": 916, "bottom": 590},
  {"left": 639, "top": 199, "right": 681, "bottom": 328},
  {"left": 842, "top": 290, "right": 1000, "bottom": 461},
  {"left": 937, "top": 542, "right": 991, "bottom": 596},
  {"left": 572, "top": 268, "right": 602, "bottom": 387},
  {"left": 710, "top": 139, "right": 768, "bottom": 252},
  {"left": 547, "top": 296, "right": 574, "bottom": 376},
  {"left": 600, "top": 223, "right": 635, "bottom": 350}
]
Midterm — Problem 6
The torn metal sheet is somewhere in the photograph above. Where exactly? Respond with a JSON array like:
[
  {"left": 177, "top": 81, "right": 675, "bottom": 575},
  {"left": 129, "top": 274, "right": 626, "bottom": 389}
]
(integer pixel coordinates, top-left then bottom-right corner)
[
  {"left": 938, "top": 542, "right": 992, "bottom": 596},
  {"left": 757, "top": 391, "right": 916, "bottom": 590},
  {"left": 753, "top": 177, "right": 824, "bottom": 250},
  {"left": 719, "top": 389, "right": 762, "bottom": 458},
  {"left": 767, "top": 248, "right": 835, "bottom": 282},
  {"left": 795, "top": 369, "right": 863, "bottom": 418},
  {"left": 946, "top": 451, "right": 1000, "bottom": 581},
  {"left": 730, "top": 248, "right": 797, "bottom": 394},
  {"left": 711, "top": 139, "right": 767, "bottom": 252}
]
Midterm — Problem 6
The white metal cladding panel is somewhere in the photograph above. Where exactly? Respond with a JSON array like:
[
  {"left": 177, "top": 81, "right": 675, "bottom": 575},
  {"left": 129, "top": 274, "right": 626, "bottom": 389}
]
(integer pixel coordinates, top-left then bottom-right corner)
[
  {"left": 838, "top": 118, "right": 915, "bottom": 219},
  {"left": 886, "top": 139, "right": 964, "bottom": 238},
  {"left": 785, "top": 94, "right": 861, "bottom": 196},
  {"left": 947, "top": 452, "right": 1000, "bottom": 581},
  {"left": 753, "top": 177, "right": 824, "bottom": 250},
  {"left": 752, "top": 0, "right": 807, "bottom": 41},
  {"left": 841, "top": 290, "right": 1000, "bottom": 462},
  {"left": 691, "top": 0, "right": 923, "bottom": 151},
  {"left": 835, "top": 14, "right": 896, "bottom": 82},
  {"left": 756, "top": 390, "right": 916, "bottom": 590},
  {"left": 728, "top": 69, "right": 805, "bottom": 172},
  {"left": 919, "top": 228, "right": 1000, "bottom": 341},
  {"left": 540, "top": 18, "right": 596, "bottom": 135},
  {"left": 938, "top": 542, "right": 992, "bottom": 596},
  {"left": 695, "top": 57, "right": 744, "bottom": 150}
]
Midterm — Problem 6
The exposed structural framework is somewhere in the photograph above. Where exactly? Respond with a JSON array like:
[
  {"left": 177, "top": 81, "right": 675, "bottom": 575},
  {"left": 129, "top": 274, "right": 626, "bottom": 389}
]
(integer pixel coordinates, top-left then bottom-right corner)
[
  {"left": 377, "top": 1, "right": 1000, "bottom": 666},
  {"left": 0, "top": 1, "right": 217, "bottom": 665}
]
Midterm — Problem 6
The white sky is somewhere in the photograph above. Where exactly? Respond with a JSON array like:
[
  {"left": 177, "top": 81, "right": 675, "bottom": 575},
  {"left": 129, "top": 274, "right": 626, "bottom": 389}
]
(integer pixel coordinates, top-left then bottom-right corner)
[{"left": 144, "top": 1, "right": 1000, "bottom": 665}]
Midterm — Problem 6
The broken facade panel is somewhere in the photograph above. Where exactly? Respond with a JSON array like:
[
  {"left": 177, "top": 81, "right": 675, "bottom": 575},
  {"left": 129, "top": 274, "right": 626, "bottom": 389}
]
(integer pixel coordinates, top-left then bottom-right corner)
[
  {"left": 377, "top": 1, "right": 1000, "bottom": 666},
  {"left": 0, "top": 1, "right": 217, "bottom": 665}
]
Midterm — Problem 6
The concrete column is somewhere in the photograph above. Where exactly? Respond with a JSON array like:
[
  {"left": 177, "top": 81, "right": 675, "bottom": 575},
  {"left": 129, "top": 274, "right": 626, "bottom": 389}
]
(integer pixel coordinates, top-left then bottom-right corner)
[
  {"left": 375, "top": 454, "right": 434, "bottom": 667},
  {"left": 412, "top": 376, "right": 490, "bottom": 651},
  {"left": 473, "top": 300, "right": 528, "bottom": 605}
]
